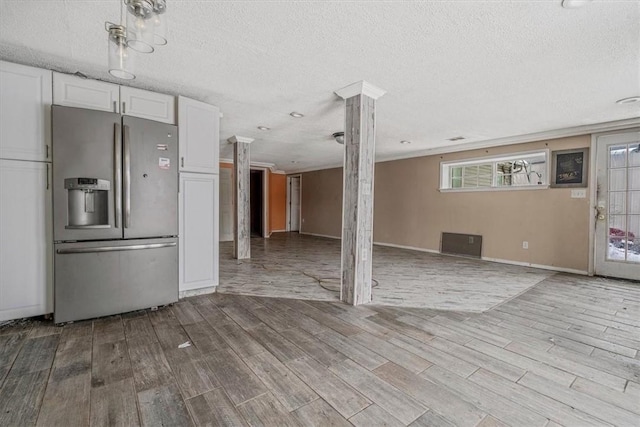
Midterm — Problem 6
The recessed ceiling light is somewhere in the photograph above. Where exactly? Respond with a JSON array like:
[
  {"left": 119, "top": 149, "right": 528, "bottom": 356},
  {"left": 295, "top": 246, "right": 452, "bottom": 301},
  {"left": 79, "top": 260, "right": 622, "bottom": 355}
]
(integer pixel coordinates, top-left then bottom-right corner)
[
  {"left": 332, "top": 132, "right": 345, "bottom": 144},
  {"left": 616, "top": 96, "right": 640, "bottom": 105},
  {"left": 290, "top": 112, "right": 304, "bottom": 118},
  {"left": 400, "top": 140, "right": 411, "bottom": 145},
  {"left": 291, "top": 160, "right": 297, "bottom": 163},
  {"left": 448, "top": 136, "right": 465, "bottom": 142},
  {"left": 561, "top": 0, "right": 593, "bottom": 9},
  {"left": 257, "top": 126, "right": 270, "bottom": 131}
]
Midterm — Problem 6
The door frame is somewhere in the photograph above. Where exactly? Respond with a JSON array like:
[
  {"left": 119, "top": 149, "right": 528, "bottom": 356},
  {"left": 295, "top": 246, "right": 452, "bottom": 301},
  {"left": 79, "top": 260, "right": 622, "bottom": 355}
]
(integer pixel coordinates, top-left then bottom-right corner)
[
  {"left": 286, "top": 174, "right": 302, "bottom": 232},
  {"left": 250, "top": 166, "right": 269, "bottom": 238},
  {"left": 589, "top": 127, "right": 640, "bottom": 278}
]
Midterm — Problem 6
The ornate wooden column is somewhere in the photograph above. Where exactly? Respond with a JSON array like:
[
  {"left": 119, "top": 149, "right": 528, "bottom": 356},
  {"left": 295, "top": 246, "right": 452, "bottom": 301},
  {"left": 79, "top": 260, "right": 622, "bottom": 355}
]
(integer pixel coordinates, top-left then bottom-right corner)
[
  {"left": 335, "top": 81, "right": 386, "bottom": 305},
  {"left": 228, "top": 135, "right": 254, "bottom": 259}
]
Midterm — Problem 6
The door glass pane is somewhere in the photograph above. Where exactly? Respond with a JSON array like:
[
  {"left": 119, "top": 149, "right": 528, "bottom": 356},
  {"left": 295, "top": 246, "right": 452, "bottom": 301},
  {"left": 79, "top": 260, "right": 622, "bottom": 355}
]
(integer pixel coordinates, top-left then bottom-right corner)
[
  {"left": 629, "top": 191, "right": 640, "bottom": 214},
  {"left": 608, "top": 240, "right": 627, "bottom": 261},
  {"left": 609, "top": 215, "right": 627, "bottom": 234},
  {"left": 629, "top": 167, "right": 640, "bottom": 190},
  {"left": 608, "top": 214, "right": 627, "bottom": 261},
  {"left": 628, "top": 215, "right": 640, "bottom": 263},
  {"left": 609, "top": 192, "right": 626, "bottom": 214},
  {"left": 609, "top": 169, "right": 627, "bottom": 191},
  {"left": 610, "top": 145, "right": 627, "bottom": 168},
  {"left": 629, "top": 144, "right": 640, "bottom": 167}
]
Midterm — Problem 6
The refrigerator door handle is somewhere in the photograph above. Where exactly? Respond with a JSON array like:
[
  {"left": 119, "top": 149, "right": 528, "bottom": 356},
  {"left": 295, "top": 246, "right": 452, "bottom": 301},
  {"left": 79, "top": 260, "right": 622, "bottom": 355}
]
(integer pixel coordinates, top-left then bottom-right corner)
[
  {"left": 57, "top": 242, "right": 176, "bottom": 254},
  {"left": 123, "top": 124, "right": 131, "bottom": 228},
  {"left": 114, "top": 123, "right": 122, "bottom": 228}
]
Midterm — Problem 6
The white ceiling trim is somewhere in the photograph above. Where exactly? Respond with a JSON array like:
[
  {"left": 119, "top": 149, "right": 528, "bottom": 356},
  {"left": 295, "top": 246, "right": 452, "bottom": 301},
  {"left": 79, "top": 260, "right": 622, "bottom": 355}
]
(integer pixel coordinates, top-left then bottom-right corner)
[{"left": 287, "top": 117, "right": 640, "bottom": 174}]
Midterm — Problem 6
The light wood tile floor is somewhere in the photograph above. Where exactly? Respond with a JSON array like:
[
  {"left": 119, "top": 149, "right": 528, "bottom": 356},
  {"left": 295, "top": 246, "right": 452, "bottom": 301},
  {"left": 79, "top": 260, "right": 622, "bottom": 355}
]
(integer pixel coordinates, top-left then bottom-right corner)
[
  {"left": 220, "top": 233, "right": 555, "bottom": 312},
  {"left": 1, "top": 273, "right": 639, "bottom": 426}
]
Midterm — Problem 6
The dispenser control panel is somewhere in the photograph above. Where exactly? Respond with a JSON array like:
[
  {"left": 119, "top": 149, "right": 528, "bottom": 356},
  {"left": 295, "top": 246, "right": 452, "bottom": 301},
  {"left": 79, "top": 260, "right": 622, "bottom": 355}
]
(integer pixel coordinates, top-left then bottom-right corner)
[{"left": 64, "top": 178, "right": 111, "bottom": 191}]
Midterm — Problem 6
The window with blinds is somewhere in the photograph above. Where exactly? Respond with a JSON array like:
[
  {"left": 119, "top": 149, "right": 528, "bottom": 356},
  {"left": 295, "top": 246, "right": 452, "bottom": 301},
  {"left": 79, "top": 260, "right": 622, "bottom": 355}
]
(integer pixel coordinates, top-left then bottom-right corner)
[{"left": 441, "top": 151, "right": 548, "bottom": 191}]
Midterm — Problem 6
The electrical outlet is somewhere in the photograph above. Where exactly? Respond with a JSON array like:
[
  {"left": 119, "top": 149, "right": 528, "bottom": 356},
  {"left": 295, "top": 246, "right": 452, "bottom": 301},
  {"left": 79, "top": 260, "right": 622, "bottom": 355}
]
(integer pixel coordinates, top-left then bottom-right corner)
[{"left": 522, "top": 241, "right": 529, "bottom": 249}]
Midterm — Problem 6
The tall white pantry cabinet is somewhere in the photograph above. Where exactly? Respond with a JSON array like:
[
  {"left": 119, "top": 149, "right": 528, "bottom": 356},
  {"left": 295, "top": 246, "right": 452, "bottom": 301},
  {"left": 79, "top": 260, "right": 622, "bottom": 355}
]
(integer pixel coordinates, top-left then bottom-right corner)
[
  {"left": 178, "top": 96, "right": 220, "bottom": 295},
  {"left": 0, "top": 62, "right": 221, "bottom": 322},
  {"left": 0, "top": 61, "right": 53, "bottom": 322}
]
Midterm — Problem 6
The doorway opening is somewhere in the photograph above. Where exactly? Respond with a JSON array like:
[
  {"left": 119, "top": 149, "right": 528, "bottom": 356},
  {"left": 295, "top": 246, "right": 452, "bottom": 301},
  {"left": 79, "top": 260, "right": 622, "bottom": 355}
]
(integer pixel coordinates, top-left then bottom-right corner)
[
  {"left": 250, "top": 169, "right": 265, "bottom": 237},
  {"left": 287, "top": 175, "right": 301, "bottom": 232}
]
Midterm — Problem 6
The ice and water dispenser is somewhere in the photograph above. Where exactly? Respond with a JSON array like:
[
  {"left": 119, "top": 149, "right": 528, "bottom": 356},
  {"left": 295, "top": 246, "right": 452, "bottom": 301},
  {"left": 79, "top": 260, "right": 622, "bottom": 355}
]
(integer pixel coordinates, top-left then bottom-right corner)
[{"left": 64, "top": 178, "right": 110, "bottom": 228}]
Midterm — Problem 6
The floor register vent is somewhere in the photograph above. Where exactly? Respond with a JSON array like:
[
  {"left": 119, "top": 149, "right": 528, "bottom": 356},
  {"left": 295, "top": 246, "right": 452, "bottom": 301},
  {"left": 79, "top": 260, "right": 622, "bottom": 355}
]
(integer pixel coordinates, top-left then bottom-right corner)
[{"left": 441, "top": 232, "right": 483, "bottom": 258}]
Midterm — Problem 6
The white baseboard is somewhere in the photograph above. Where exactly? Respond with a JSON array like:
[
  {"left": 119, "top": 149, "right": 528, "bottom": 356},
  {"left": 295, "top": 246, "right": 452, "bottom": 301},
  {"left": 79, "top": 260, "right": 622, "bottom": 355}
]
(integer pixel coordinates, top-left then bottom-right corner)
[
  {"left": 271, "top": 229, "right": 286, "bottom": 233},
  {"left": 300, "top": 232, "right": 588, "bottom": 275},
  {"left": 481, "top": 256, "right": 588, "bottom": 275},
  {"left": 373, "top": 240, "right": 441, "bottom": 255},
  {"left": 179, "top": 286, "right": 217, "bottom": 298},
  {"left": 299, "top": 231, "right": 341, "bottom": 240}
]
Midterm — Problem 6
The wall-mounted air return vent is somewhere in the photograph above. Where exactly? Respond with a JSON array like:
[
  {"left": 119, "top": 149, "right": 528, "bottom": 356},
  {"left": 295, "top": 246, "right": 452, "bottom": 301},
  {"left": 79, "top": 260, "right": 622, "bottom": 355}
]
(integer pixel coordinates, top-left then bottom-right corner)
[{"left": 441, "top": 232, "right": 482, "bottom": 258}]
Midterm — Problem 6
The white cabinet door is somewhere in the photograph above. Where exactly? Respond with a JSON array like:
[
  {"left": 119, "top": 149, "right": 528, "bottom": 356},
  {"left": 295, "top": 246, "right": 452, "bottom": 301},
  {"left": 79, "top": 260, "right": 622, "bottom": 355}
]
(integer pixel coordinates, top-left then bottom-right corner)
[
  {"left": 120, "top": 86, "right": 175, "bottom": 124},
  {"left": 178, "top": 96, "right": 219, "bottom": 173},
  {"left": 0, "top": 160, "right": 52, "bottom": 321},
  {"left": 0, "top": 61, "right": 52, "bottom": 161},
  {"left": 53, "top": 72, "right": 120, "bottom": 113},
  {"left": 179, "top": 173, "right": 219, "bottom": 292}
]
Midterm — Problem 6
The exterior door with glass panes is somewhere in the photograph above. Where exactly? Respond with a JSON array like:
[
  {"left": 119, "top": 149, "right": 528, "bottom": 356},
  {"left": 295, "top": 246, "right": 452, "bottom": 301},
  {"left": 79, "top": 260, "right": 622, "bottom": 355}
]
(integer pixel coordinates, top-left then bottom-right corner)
[{"left": 594, "top": 130, "right": 640, "bottom": 280}]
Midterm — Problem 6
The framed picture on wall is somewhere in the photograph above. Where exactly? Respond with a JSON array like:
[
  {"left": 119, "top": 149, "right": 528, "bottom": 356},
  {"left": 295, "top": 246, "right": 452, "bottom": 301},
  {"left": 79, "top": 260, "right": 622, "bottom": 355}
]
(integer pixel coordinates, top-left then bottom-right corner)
[{"left": 550, "top": 148, "right": 589, "bottom": 188}]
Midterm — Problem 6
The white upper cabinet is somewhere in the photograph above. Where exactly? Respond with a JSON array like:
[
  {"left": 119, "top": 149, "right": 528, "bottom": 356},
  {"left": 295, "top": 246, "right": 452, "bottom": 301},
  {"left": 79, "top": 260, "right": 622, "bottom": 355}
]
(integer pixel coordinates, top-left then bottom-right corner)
[
  {"left": 53, "top": 72, "right": 120, "bottom": 113},
  {"left": 0, "top": 61, "right": 52, "bottom": 161},
  {"left": 120, "top": 86, "right": 175, "bottom": 124},
  {"left": 178, "top": 96, "right": 220, "bottom": 174}
]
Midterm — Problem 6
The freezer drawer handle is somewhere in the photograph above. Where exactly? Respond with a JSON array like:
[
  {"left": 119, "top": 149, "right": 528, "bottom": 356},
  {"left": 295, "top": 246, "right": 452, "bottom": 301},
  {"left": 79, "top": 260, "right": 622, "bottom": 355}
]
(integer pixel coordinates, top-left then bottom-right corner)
[{"left": 57, "top": 242, "right": 176, "bottom": 254}]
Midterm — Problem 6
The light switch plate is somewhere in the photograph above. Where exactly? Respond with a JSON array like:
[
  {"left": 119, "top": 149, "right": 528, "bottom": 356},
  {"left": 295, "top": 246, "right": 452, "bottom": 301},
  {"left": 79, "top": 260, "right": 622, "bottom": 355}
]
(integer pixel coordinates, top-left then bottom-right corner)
[{"left": 571, "top": 189, "right": 587, "bottom": 198}]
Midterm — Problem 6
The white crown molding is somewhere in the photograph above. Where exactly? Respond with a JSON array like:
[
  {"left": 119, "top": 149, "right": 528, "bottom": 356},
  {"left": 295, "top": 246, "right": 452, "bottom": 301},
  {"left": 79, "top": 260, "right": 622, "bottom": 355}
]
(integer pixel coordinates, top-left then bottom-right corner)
[
  {"left": 335, "top": 80, "right": 386, "bottom": 100},
  {"left": 376, "top": 117, "right": 640, "bottom": 164},
  {"left": 285, "top": 117, "right": 640, "bottom": 174},
  {"left": 227, "top": 135, "right": 254, "bottom": 144}
]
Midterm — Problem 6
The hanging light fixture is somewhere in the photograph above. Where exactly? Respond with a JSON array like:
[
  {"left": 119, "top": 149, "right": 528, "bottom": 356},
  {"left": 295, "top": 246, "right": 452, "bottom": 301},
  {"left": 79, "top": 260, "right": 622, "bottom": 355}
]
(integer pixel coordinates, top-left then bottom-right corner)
[
  {"left": 105, "top": 1, "right": 135, "bottom": 80},
  {"left": 125, "top": 0, "right": 156, "bottom": 53},
  {"left": 104, "top": 1, "right": 169, "bottom": 78},
  {"left": 106, "top": 23, "right": 135, "bottom": 79},
  {"left": 152, "top": 0, "right": 168, "bottom": 45}
]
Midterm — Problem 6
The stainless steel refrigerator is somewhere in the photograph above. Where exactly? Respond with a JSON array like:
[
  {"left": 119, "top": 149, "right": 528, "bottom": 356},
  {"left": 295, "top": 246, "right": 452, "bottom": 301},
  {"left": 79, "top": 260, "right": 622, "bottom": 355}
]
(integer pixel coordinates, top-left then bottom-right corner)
[{"left": 52, "top": 106, "right": 178, "bottom": 323}]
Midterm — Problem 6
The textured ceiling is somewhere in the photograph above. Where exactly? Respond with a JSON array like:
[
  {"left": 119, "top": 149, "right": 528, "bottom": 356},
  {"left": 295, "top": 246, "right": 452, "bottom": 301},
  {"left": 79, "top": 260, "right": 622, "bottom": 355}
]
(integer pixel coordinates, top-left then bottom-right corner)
[{"left": 1, "top": 0, "right": 639, "bottom": 172}]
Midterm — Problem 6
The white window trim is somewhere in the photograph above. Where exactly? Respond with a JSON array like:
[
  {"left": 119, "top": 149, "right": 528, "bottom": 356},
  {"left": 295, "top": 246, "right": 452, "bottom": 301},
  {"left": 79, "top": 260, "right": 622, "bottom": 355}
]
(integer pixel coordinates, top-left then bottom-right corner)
[{"left": 439, "top": 149, "right": 550, "bottom": 192}]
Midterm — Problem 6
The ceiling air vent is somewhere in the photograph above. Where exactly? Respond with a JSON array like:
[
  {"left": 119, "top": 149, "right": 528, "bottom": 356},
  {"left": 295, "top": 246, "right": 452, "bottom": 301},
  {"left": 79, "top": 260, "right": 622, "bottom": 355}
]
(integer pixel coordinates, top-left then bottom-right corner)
[{"left": 448, "top": 136, "right": 465, "bottom": 142}]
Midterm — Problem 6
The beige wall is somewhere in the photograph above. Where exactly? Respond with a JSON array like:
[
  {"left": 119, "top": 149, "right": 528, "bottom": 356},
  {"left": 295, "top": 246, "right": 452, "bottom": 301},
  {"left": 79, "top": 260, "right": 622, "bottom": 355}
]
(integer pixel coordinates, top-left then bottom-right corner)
[
  {"left": 300, "top": 135, "right": 591, "bottom": 272},
  {"left": 300, "top": 168, "right": 344, "bottom": 238}
]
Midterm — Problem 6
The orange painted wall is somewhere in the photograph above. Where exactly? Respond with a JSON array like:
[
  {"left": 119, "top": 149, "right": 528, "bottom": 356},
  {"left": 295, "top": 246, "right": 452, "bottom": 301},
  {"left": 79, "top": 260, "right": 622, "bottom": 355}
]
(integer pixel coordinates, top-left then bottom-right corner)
[
  {"left": 269, "top": 172, "right": 287, "bottom": 232},
  {"left": 219, "top": 163, "right": 287, "bottom": 235}
]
